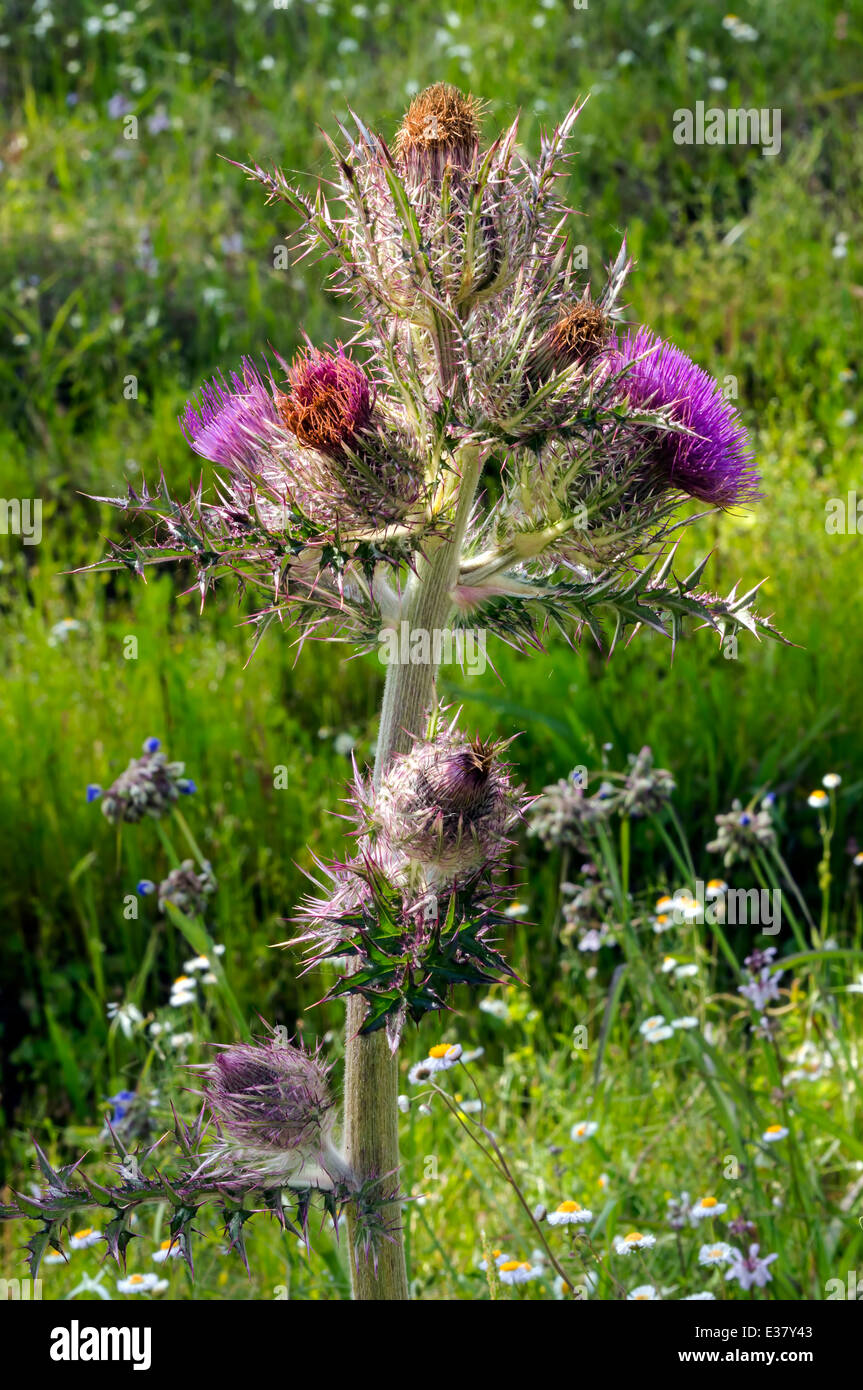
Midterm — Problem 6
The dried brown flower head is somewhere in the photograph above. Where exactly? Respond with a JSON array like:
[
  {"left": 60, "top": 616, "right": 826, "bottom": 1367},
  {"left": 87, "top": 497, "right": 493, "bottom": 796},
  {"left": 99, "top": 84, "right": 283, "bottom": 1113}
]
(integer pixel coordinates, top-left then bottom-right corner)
[{"left": 394, "top": 82, "right": 483, "bottom": 181}]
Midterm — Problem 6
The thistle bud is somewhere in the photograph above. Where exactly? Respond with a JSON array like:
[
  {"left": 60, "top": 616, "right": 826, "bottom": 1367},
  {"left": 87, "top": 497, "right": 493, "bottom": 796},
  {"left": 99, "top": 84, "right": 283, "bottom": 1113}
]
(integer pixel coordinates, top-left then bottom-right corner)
[
  {"left": 394, "top": 82, "right": 482, "bottom": 184},
  {"left": 527, "top": 299, "right": 611, "bottom": 385},
  {"left": 275, "top": 345, "right": 424, "bottom": 531},
  {"left": 205, "top": 1035, "right": 342, "bottom": 1185},
  {"left": 96, "top": 740, "right": 196, "bottom": 825},
  {"left": 375, "top": 727, "right": 521, "bottom": 877}
]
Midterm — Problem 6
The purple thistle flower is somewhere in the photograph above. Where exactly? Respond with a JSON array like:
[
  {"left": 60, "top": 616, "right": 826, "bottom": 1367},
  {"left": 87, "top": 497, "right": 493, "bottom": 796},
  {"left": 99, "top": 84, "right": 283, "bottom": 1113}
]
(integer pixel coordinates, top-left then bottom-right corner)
[
  {"left": 180, "top": 357, "right": 281, "bottom": 473},
  {"left": 205, "top": 1034, "right": 347, "bottom": 1186},
  {"left": 725, "top": 1243, "right": 778, "bottom": 1291},
  {"left": 610, "top": 327, "right": 759, "bottom": 507}
]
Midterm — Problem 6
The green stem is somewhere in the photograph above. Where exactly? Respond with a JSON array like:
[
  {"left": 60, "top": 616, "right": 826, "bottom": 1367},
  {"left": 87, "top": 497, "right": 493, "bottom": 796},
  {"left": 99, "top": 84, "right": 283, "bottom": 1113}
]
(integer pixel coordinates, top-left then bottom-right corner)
[{"left": 343, "top": 446, "right": 482, "bottom": 1301}]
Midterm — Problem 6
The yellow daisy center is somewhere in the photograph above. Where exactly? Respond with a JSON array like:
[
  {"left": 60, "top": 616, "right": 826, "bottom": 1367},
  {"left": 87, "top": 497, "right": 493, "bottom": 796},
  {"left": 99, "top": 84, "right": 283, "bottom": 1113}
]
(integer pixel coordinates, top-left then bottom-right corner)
[
  {"left": 73, "top": 1229, "right": 93, "bottom": 1240},
  {"left": 766, "top": 1124, "right": 784, "bottom": 1134},
  {"left": 128, "top": 1274, "right": 144, "bottom": 1284},
  {"left": 498, "top": 1260, "right": 523, "bottom": 1273},
  {"left": 557, "top": 1201, "right": 581, "bottom": 1213},
  {"left": 625, "top": 1231, "right": 643, "bottom": 1243},
  {"left": 700, "top": 1197, "right": 718, "bottom": 1209},
  {"left": 429, "top": 1044, "right": 456, "bottom": 1059}
]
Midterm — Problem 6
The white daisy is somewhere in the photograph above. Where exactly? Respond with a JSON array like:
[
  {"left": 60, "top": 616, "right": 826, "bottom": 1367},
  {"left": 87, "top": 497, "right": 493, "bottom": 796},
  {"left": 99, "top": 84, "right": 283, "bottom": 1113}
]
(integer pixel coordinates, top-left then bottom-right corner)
[
  {"left": 645, "top": 1025, "right": 674, "bottom": 1043},
  {"left": 690, "top": 1196, "right": 727, "bottom": 1222},
  {"left": 152, "top": 1238, "right": 183, "bottom": 1263},
  {"left": 497, "top": 1259, "right": 539, "bottom": 1285},
  {"left": 639, "top": 1015, "right": 667, "bottom": 1036},
  {"left": 627, "top": 1284, "right": 658, "bottom": 1300},
  {"left": 705, "top": 879, "right": 728, "bottom": 899},
  {"left": 547, "top": 1200, "right": 593, "bottom": 1226},
  {"left": 762, "top": 1124, "right": 789, "bottom": 1143},
  {"left": 683, "top": 1291, "right": 716, "bottom": 1300},
  {"left": 69, "top": 1227, "right": 103, "bottom": 1250},
  {"left": 478, "top": 1249, "right": 511, "bottom": 1271},
  {"left": 822, "top": 773, "right": 842, "bottom": 789},
  {"left": 570, "top": 1120, "right": 598, "bottom": 1142},
  {"left": 614, "top": 1231, "right": 656, "bottom": 1254},
  {"left": 116, "top": 1272, "right": 167, "bottom": 1295},
  {"left": 672, "top": 1017, "right": 699, "bottom": 1030},
  {"left": 698, "top": 1241, "right": 734, "bottom": 1267},
  {"left": 807, "top": 789, "right": 828, "bottom": 809},
  {"left": 408, "top": 1043, "right": 462, "bottom": 1084},
  {"left": 674, "top": 963, "right": 699, "bottom": 979}
]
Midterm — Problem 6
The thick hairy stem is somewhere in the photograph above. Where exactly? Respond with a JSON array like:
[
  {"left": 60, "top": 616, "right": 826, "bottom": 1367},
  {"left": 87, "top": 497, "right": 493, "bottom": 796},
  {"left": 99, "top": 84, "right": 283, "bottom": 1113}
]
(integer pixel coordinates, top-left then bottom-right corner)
[{"left": 344, "top": 446, "right": 482, "bottom": 1301}]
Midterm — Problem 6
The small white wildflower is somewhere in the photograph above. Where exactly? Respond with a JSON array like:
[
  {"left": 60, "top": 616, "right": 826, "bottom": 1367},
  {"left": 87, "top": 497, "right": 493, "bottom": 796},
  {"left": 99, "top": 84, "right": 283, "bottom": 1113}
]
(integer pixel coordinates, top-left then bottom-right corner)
[
  {"left": 614, "top": 1231, "right": 656, "bottom": 1254},
  {"left": 547, "top": 1200, "right": 593, "bottom": 1226},
  {"left": 69, "top": 1227, "right": 103, "bottom": 1250},
  {"left": 698, "top": 1241, "right": 734, "bottom": 1267},
  {"left": 762, "top": 1124, "right": 789, "bottom": 1143},
  {"left": 570, "top": 1120, "right": 598, "bottom": 1142},
  {"left": 497, "top": 1259, "right": 539, "bottom": 1285},
  {"left": 690, "top": 1196, "right": 728, "bottom": 1222}
]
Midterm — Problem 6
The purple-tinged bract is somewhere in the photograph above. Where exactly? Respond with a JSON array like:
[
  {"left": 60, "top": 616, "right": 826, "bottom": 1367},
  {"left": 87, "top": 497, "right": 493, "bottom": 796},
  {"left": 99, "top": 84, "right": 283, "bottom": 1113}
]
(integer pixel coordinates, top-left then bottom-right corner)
[{"left": 611, "top": 327, "right": 759, "bottom": 507}]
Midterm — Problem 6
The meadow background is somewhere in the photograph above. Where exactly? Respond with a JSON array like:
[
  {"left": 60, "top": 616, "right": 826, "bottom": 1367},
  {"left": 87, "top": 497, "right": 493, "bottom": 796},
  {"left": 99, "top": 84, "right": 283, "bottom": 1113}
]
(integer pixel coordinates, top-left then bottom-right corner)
[{"left": 1, "top": 0, "right": 862, "bottom": 1300}]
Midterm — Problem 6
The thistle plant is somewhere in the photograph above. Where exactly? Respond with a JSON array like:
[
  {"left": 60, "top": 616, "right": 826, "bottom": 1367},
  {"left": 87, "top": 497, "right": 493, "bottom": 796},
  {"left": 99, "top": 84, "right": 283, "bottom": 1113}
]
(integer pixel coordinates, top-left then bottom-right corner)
[{"left": 65, "top": 83, "right": 785, "bottom": 1300}]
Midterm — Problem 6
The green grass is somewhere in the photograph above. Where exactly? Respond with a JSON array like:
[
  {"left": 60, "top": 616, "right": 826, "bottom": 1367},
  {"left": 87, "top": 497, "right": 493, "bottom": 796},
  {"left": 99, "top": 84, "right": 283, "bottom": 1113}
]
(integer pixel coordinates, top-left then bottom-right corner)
[{"left": 1, "top": 0, "right": 862, "bottom": 1300}]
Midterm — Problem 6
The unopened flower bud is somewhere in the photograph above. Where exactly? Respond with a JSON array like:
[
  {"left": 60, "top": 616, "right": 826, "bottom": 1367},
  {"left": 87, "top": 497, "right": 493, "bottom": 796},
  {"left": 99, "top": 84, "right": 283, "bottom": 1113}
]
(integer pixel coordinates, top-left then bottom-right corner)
[
  {"left": 375, "top": 727, "right": 522, "bottom": 876},
  {"left": 206, "top": 1035, "right": 341, "bottom": 1184}
]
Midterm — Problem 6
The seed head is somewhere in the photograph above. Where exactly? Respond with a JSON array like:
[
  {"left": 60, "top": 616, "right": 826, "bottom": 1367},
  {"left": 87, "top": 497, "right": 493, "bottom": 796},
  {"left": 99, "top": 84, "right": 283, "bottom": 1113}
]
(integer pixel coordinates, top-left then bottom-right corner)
[
  {"left": 540, "top": 300, "right": 611, "bottom": 376},
  {"left": 394, "top": 83, "right": 482, "bottom": 182}
]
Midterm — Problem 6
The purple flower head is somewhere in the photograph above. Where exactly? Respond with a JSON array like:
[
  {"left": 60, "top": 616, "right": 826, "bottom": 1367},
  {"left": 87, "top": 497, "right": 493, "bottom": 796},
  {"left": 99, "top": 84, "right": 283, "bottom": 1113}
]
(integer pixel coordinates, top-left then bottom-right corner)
[
  {"left": 180, "top": 358, "right": 280, "bottom": 473},
  {"left": 373, "top": 722, "right": 523, "bottom": 879},
  {"left": 611, "top": 327, "right": 759, "bottom": 508},
  {"left": 97, "top": 743, "right": 195, "bottom": 824},
  {"left": 725, "top": 1243, "right": 778, "bottom": 1291},
  {"left": 143, "top": 736, "right": 161, "bottom": 754},
  {"left": 205, "top": 1033, "right": 340, "bottom": 1184}
]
